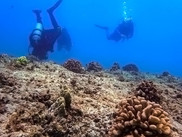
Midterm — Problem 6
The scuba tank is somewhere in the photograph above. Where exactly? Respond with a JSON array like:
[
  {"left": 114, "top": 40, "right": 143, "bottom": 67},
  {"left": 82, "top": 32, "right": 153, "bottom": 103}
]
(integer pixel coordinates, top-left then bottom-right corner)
[
  {"left": 31, "top": 23, "right": 43, "bottom": 43},
  {"left": 29, "top": 23, "right": 43, "bottom": 55}
]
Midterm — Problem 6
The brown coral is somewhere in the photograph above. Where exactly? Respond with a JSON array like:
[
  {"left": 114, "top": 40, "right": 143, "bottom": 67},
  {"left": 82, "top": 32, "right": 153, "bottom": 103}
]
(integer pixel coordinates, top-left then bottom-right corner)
[
  {"left": 110, "top": 62, "right": 121, "bottom": 72},
  {"left": 108, "top": 96, "right": 172, "bottom": 137},
  {"left": 132, "top": 81, "right": 162, "bottom": 103},
  {"left": 86, "top": 62, "right": 103, "bottom": 72},
  {"left": 122, "top": 64, "right": 139, "bottom": 72},
  {"left": 63, "top": 59, "right": 84, "bottom": 73}
]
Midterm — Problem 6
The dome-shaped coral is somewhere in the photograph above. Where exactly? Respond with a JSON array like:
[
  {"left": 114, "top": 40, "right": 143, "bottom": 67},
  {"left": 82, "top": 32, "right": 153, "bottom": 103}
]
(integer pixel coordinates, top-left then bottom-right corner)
[
  {"left": 132, "top": 81, "right": 162, "bottom": 104},
  {"left": 63, "top": 59, "right": 84, "bottom": 73},
  {"left": 108, "top": 96, "right": 172, "bottom": 137},
  {"left": 86, "top": 62, "right": 103, "bottom": 72},
  {"left": 122, "top": 64, "right": 139, "bottom": 72}
]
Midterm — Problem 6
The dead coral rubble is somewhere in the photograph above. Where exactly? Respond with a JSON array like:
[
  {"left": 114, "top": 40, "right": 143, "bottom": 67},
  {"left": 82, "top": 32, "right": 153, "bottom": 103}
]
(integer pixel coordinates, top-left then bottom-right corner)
[
  {"left": 0, "top": 54, "right": 13, "bottom": 63},
  {"left": 131, "top": 81, "right": 162, "bottom": 104},
  {"left": 0, "top": 94, "right": 9, "bottom": 114},
  {"left": 0, "top": 73, "right": 16, "bottom": 88},
  {"left": 86, "top": 61, "right": 103, "bottom": 72},
  {"left": 63, "top": 59, "right": 84, "bottom": 73},
  {"left": 158, "top": 72, "right": 177, "bottom": 83},
  {"left": 6, "top": 86, "right": 82, "bottom": 137},
  {"left": 108, "top": 96, "right": 172, "bottom": 137}
]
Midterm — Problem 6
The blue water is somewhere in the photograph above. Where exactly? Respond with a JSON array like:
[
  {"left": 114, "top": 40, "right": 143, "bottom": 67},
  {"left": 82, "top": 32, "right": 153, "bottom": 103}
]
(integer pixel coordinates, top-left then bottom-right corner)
[{"left": 0, "top": 0, "right": 182, "bottom": 76}]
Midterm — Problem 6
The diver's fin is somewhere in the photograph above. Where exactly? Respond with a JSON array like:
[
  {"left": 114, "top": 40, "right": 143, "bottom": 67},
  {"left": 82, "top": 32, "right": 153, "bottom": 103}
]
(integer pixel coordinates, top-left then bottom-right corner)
[
  {"left": 57, "top": 28, "right": 72, "bottom": 51},
  {"left": 95, "top": 24, "right": 108, "bottom": 30},
  {"left": 47, "top": 0, "right": 63, "bottom": 13},
  {"left": 32, "top": 10, "right": 41, "bottom": 14}
]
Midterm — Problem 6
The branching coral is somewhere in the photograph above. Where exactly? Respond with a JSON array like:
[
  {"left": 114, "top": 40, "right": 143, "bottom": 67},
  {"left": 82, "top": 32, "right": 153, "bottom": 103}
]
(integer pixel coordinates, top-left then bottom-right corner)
[
  {"left": 132, "top": 81, "right": 162, "bottom": 104},
  {"left": 63, "top": 59, "right": 84, "bottom": 73},
  {"left": 108, "top": 96, "right": 172, "bottom": 137}
]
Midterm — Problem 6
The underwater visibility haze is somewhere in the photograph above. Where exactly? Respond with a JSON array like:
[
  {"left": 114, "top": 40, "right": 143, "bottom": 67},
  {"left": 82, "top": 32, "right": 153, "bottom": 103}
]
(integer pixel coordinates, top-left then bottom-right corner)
[
  {"left": 1, "top": 0, "right": 182, "bottom": 137},
  {"left": 0, "top": 0, "right": 182, "bottom": 76}
]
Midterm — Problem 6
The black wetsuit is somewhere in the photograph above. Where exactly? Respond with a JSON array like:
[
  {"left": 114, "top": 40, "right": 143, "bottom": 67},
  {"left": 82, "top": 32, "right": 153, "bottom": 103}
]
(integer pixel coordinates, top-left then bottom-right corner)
[
  {"left": 108, "top": 19, "right": 134, "bottom": 41},
  {"left": 29, "top": 0, "right": 62, "bottom": 60},
  {"left": 96, "top": 19, "right": 134, "bottom": 42},
  {"left": 30, "top": 28, "right": 61, "bottom": 60}
]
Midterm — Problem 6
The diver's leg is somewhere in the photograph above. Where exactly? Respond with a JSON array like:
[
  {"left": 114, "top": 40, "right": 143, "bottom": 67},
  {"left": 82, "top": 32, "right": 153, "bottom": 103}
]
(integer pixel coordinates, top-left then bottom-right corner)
[
  {"left": 47, "top": 0, "right": 62, "bottom": 29},
  {"left": 33, "top": 10, "right": 42, "bottom": 23}
]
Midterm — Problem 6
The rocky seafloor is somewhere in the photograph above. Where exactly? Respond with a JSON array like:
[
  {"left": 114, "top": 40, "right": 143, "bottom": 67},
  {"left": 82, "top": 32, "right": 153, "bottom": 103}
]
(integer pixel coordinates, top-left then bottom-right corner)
[{"left": 0, "top": 54, "right": 182, "bottom": 137}]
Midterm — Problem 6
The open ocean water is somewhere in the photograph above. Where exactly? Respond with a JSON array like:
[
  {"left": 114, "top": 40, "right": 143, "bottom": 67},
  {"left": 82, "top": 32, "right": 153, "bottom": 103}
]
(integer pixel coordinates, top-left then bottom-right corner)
[{"left": 0, "top": 0, "right": 181, "bottom": 76}]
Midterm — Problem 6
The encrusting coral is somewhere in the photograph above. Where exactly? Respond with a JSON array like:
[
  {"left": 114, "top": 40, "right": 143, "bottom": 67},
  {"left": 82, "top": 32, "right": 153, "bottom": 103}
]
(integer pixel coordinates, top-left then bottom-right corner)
[
  {"left": 131, "top": 81, "right": 162, "bottom": 104},
  {"left": 108, "top": 96, "right": 172, "bottom": 137}
]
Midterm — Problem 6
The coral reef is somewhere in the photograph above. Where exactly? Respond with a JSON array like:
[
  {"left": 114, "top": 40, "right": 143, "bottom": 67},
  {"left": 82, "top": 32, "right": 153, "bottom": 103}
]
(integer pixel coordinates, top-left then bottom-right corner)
[
  {"left": 0, "top": 94, "right": 9, "bottom": 114},
  {"left": 0, "top": 55, "right": 182, "bottom": 137},
  {"left": 63, "top": 59, "right": 84, "bottom": 73},
  {"left": 86, "top": 61, "right": 103, "bottom": 72},
  {"left": 161, "top": 89, "right": 182, "bottom": 125},
  {"left": 110, "top": 63, "right": 121, "bottom": 72},
  {"left": 108, "top": 96, "right": 172, "bottom": 137},
  {"left": 16, "top": 56, "right": 28, "bottom": 65},
  {"left": 162, "top": 72, "right": 170, "bottom": 77},
  {"left": 123, "top": 64, "right": 139, "bottom": 72},
  {"left": 117, "top": 75, "right": 125, "bottom": 82},
  {"left": 158, "top": 73, "right": 177, "bottom": 83},
  {"left": 0, "top": 54, "right": 13, "bottom": 64},
  {"left": 6, "top": 86, "right": 82, "bottom": 137},
  {"left": 131, "top": 81, "right": 162, "bottom": 104},
  {"left": 0, "top": 73, "right": 16, "bottom": 88},
  {"left": 26, "top": 55, "right": 40, "bottom": 62}
]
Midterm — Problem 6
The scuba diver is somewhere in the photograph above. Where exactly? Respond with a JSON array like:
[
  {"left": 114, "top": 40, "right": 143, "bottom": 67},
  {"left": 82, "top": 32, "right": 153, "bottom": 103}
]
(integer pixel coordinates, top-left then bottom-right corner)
[
  {"left": 95, "top": 17, "right": 134, "bottom": 42},
  {"left": 29, "top": 0, "right": 72, "bottom": 60},
  {"left": 95, "top": 0, "right": 134, "bottom": 42}
]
